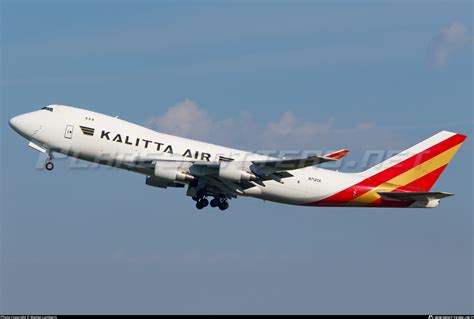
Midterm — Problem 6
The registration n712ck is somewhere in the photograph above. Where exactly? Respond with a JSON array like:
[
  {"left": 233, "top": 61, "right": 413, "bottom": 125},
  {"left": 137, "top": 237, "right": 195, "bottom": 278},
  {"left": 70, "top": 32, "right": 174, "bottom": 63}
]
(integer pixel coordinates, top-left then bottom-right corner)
[{"left": 9, "top": 104, "right": 467, "bottom": 211}]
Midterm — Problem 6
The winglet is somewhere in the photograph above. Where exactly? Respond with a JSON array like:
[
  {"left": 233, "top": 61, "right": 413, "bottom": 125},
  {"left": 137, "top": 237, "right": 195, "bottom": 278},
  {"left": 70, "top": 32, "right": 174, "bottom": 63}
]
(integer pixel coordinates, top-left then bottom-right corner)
[{"left": 323, "top": 149, "right": 349, "bottom": 160}]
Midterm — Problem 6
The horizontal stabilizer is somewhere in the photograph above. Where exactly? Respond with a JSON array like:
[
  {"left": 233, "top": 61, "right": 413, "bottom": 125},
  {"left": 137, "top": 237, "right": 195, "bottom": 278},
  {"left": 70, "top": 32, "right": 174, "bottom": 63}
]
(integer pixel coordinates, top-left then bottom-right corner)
[{"left": 377, "top": 191, "right": 454, "bottom": 201}]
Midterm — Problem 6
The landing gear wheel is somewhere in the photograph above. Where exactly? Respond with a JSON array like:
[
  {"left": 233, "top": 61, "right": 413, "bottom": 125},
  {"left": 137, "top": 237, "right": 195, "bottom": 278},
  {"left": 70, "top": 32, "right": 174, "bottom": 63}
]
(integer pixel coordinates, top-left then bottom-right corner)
[
  {"left": 196, "top": 190, "right": 205, "bottom": 199},
  {"left": 218, "top": 201, "right": 229, "bottom": 211},
  {"left": 196, "top": 201, "right": 204, "bottom": 210},
  {"left": 196, "top": 198, "right": 209, "bottom": 210},
  {"left": 210, "top": 198, "right": 219, "bottom": 208},
  {"left": 45, "top": 162, "right": 54, "bottom": 171}
]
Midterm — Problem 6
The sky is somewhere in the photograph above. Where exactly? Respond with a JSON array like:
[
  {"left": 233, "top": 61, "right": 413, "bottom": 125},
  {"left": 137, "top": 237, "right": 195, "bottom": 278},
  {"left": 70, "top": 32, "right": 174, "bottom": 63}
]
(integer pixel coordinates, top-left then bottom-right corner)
[{"left": 1, "top": 0, "right": 473, "bottom": 314}]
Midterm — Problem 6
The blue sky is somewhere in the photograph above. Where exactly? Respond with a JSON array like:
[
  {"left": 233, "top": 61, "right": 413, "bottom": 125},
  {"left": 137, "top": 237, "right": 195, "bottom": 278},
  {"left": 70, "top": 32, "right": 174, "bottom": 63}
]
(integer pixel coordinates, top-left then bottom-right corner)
[{"left": 1, "top": 0, "right": 472, "bottom": 314}]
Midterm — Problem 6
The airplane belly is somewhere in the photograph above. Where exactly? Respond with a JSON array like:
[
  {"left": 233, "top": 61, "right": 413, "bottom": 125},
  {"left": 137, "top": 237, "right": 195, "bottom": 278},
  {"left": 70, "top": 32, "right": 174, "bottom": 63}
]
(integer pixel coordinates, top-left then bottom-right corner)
[
  {"left": 249, "top": 180, "right": 320, "bottom": 205},
  {"left": 248, "top": 169, "right": 364, "bottom": 206}
]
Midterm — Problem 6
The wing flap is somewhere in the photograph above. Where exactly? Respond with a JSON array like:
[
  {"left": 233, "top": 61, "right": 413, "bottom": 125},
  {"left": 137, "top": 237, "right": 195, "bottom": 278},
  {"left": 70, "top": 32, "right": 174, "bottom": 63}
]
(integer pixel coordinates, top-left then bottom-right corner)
[
  {"left": 251, "top": 155, "right": 335, "bottom": 175},
  {"left": 251, "top": 149, "right": 348, "bottom": 175}
]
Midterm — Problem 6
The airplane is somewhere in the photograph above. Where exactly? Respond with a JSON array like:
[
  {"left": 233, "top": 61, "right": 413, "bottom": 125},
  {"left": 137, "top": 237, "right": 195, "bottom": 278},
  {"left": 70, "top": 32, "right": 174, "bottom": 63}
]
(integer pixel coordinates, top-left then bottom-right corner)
[{"left": 9, "top": 104, "right": 467, "bottom": 210}]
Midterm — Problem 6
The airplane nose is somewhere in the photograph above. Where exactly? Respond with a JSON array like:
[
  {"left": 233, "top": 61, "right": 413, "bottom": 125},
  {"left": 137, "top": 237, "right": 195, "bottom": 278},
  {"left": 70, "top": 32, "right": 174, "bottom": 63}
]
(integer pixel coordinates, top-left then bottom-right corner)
[
  {"left": 9, "top": 115, "right": 21, "bottom": 131},
  {"left": 9, "top": 113, "right": 36, "bottom": 137}
]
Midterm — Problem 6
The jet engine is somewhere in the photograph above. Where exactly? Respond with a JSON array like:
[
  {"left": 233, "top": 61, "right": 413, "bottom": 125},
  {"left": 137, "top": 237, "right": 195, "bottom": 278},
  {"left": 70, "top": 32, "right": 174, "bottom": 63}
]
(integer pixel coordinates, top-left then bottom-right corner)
[
  {"left": 218, "top": 162, "right": 257, "bottom": 182},
  {"left": 154, "top": 161, "right": 194, "bottom": 183},
  {"left": 146, "top": 176, "right": 185, "bottom": 189}
]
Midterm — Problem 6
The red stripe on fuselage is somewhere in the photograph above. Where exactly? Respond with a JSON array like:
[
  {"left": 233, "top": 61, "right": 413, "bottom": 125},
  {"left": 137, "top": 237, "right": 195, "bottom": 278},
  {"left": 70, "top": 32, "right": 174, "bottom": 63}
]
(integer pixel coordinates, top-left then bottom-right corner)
[
  {"left": 364, "top": 198, "right": 415, "bottom": 207},
  {"left": 307, "top": 197, "right": 415, "bottom": 207}
]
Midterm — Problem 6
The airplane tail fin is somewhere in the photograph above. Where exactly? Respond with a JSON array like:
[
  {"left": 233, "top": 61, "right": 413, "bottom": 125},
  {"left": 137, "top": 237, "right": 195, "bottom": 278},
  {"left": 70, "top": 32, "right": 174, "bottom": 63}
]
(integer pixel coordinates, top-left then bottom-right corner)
[{"left": 361, "top": 131, "right": 466, "bottom": 191}]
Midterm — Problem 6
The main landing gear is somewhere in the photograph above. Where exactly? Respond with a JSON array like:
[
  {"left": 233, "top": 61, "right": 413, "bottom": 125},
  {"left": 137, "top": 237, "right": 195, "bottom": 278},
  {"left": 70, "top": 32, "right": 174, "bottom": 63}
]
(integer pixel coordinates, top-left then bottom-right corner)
[
  {"left": 193, "top": 190, "right": 229, "bottom": 211},
  {"left": 195, "top": 197, "right": 209, "bottom": 210},
  {"left": 210, "top": 198, "right": 219, "bottom": 208},
  {"left": 45, "top": 152, "right": 54, "bottom": 171},
  {"left": 210, "top": 197, "right": 229, "bottom": 210},
  {"left": 217, "top": 200, "right": 229, "bottom": 211}
]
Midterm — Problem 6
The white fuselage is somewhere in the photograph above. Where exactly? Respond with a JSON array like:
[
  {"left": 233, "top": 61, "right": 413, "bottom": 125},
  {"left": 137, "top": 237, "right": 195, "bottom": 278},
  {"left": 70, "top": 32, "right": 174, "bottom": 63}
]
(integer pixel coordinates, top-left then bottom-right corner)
[{"left": 9, "top": 104, "right": 362, "bottom": 206}]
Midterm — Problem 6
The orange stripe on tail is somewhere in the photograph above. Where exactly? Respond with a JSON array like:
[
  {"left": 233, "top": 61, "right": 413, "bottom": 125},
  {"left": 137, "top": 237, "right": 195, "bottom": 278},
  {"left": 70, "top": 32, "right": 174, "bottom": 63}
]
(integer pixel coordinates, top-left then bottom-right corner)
[{"left": 309, "top": 131, "right": 466, "bottom": 206}]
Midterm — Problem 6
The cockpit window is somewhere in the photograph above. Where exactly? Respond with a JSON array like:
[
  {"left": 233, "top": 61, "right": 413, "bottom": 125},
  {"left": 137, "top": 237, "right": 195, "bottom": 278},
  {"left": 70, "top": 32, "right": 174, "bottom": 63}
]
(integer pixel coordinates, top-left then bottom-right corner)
[{"left": 41, "top": 106, "right": 54, "bottom": 112}]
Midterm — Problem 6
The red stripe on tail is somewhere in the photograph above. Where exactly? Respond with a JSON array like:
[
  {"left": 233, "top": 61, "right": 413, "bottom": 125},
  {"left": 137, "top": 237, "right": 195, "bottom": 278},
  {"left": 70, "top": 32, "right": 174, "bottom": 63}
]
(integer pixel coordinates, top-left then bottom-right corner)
[{"left": 311, "top": 133, "right": 466, "bottom": 205}]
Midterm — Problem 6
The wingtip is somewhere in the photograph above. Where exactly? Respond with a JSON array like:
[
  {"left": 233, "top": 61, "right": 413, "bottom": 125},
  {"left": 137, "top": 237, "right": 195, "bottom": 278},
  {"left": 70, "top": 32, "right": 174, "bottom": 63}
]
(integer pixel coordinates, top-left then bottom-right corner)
[{"left": 324, "top": 149, "right": 350, "bottom": 160}]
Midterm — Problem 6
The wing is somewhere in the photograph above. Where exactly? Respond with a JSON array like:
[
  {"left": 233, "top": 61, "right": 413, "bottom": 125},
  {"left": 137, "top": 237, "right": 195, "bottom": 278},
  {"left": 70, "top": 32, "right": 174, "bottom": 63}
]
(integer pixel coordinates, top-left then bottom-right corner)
[
  {"left": 250, "top": 150, "right": 348, "bottom": 176},
  {"left": 131, "top": 150, "right": 349, "bottom": 199},
  {"left": 251, "top": 155, "right": 332, "bottom": 171},
  {"left": 187, "top": 152, "right": 343, "bottom": 183}
]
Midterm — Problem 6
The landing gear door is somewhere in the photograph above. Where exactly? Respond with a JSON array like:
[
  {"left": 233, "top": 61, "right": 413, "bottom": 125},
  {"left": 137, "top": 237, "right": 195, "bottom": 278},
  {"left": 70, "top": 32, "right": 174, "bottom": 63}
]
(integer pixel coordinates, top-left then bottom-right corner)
[{"left": 64, "top": 125, "right": 74, "bottom": 139}]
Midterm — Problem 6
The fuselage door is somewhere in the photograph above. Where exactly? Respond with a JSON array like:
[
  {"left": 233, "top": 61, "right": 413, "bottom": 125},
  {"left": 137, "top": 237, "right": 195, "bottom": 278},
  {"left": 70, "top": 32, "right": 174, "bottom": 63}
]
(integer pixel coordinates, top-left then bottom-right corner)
[{"left": 64, "top": 125, "right": 74, "bottom": 139}]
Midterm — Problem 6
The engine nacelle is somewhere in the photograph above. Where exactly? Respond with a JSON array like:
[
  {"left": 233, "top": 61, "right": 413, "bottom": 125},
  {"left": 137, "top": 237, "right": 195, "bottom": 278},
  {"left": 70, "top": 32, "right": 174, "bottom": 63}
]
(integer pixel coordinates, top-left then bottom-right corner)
[
  {"left": 154, "top": 162, "right": 194, "bottom": 183},
  {"left": 218, "top": 162, "right": 257, "bottom": 182},
  {"left": 146, "top": 176, "right": 185, "bottom": 189}
]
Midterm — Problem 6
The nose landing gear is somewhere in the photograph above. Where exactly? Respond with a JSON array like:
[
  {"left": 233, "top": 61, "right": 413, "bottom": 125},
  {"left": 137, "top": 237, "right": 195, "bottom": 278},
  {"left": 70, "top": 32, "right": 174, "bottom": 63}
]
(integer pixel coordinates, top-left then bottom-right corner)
[{"left": 45, "top": 152, "right": 54, "bottom": 171}]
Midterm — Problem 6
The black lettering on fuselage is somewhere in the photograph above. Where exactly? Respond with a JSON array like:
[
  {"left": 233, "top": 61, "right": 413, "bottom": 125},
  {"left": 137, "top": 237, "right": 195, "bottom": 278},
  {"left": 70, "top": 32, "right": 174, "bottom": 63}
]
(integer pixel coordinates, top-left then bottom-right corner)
[
  {"left": 113, "top": 134, "right": 122, "bottom": 143},
  {"left": 201, "top": 152, "right": 211, "bottom": 161},
  {"left": 154, "top": 142, "right": 164, "bottom": 151},
  {"left": 142, "top": 139, "right": 152, "bottom": 148},
  {"left": 100, "top": 131, "right": 183, "bottom": 158},
  {"left": 194, "top": 151, "right": 199, "bottom": 159},
  {"left": 101, "top": 131, "right": 110, "bottom": 140}
]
